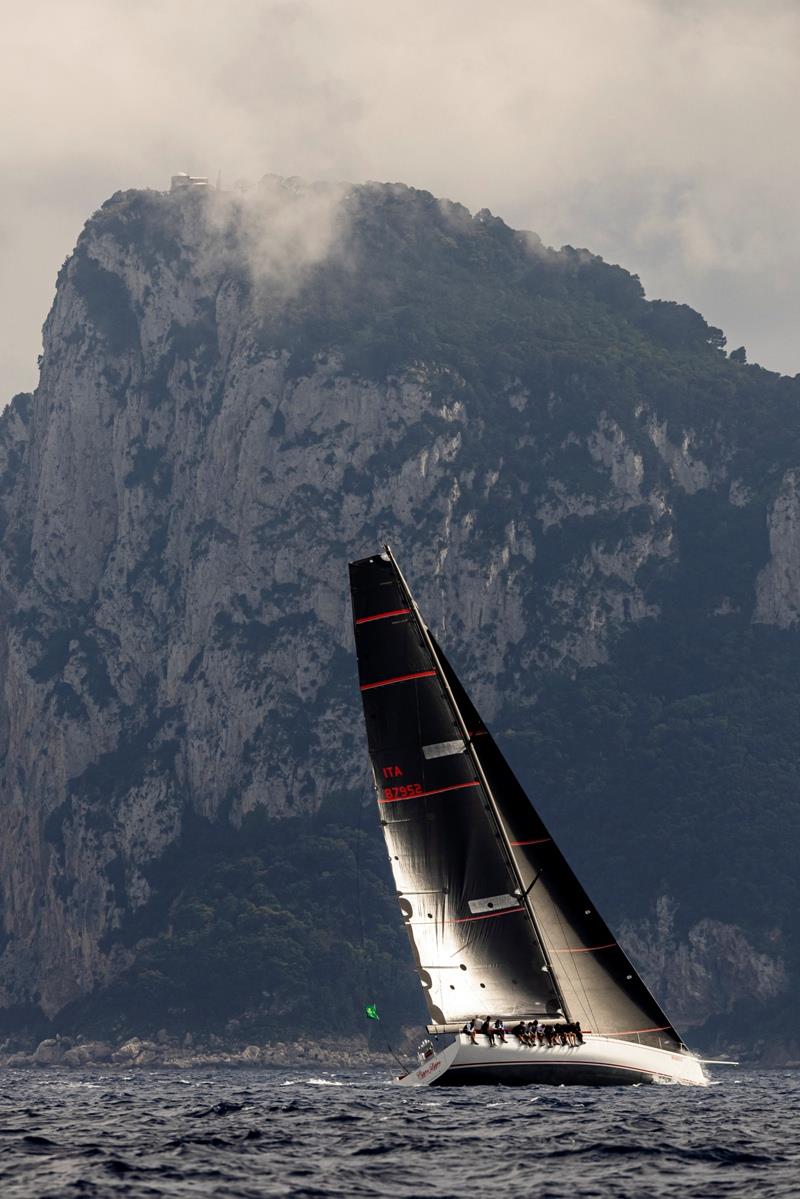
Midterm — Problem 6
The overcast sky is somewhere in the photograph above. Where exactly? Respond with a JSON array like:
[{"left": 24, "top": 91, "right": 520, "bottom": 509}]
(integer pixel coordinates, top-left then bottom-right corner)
[{"left": 2, "top": 0, "right": 798, "bottom": 399}]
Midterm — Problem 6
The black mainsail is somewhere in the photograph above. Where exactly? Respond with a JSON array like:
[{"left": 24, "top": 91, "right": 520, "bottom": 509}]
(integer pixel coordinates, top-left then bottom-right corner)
[{"left": 349, "top": 547, "right": 683, "bottom": 1052}]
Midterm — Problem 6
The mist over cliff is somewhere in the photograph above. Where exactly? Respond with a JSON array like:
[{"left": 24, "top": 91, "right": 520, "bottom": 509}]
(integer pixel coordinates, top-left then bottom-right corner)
[{"left": 1, "top": 176, "right": 798, "bottom": 1059}]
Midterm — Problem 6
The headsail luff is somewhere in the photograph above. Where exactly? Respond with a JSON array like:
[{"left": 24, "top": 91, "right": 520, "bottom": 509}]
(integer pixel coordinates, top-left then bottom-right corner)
[{"left": 349, "top": 548, "right": 683, "bottom": 1052}]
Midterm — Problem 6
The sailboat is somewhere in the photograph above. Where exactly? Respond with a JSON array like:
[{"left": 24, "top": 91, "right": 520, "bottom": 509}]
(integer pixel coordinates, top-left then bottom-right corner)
[{"left": 349, "top": 546, "right": 709, "bottom": 1086}]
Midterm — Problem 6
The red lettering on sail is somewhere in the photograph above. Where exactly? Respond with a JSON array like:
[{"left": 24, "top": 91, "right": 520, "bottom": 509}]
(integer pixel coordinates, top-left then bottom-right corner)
[
  {"left": 382, "top": 765, "right": 404, "bottom": 779},
  {"left": 383, "top": 783, "right": 423, "bottom": 801}
]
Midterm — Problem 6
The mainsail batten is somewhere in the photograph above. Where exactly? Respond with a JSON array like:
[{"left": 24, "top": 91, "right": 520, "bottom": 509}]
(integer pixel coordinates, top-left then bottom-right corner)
[{"left": 349, "top": 549, "right": 682, "bottom": 1052}]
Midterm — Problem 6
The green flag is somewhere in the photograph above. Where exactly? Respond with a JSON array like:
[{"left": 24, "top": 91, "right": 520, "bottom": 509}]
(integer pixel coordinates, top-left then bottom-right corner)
[{"left": 364, "top": 1002, "right": 380, "bottom": 1021}]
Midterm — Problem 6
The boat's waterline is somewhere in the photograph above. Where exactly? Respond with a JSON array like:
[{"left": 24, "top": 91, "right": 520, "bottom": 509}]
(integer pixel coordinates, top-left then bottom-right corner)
[{"left": 397, "top": 1034, "right": 709, "bottom": 1088}]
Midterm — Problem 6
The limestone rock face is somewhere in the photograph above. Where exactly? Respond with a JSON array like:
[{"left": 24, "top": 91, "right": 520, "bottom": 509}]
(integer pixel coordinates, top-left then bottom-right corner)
[
  {"left": 620, "top": 897, "right": 787, "bottom": 1027},
  {"left": 755, "top": 469, "right": 800, "bottom": 626},
  {"left": 32, "top": 1038, "right": 66, "bottom": 1066},
  {"left": 0, "top": 179, "right": 796, "bottom": 1035},
  {"left": 62, "top": 1040, "right": 112, "bottom": 1065}
]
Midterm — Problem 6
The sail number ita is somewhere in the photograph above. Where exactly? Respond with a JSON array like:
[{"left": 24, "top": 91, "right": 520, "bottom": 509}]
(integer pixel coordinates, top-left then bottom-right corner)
[{"left": 381, "top": 765, "right": 423, "bottom": 801}]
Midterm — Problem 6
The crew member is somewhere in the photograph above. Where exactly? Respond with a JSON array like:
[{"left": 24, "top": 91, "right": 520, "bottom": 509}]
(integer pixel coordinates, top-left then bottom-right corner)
[{"left": 463, "top": 1017, "right": 479, "bottom": 1044}]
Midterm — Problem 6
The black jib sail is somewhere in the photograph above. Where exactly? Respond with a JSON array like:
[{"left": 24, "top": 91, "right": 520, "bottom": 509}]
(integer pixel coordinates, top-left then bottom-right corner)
[{"left": 349, "top": 547, "right": 683, "bottom": 1052}]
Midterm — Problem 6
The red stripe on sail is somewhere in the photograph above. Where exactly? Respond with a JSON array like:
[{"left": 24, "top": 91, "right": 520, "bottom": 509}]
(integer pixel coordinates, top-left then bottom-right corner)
[
  {"left": 360, "top": 669, "right": 436, "bottom": 691},
  {"left": 355, "top": 607, "right": 411, "bottom": 625},
  {"left": 509, "top": 837, "right": 552, "bottom": 846},
  {"left": 449, "top": 906, "right": 525, "bottom": 924},
  {"left": 551, "top": 942, "right": 617, "bottom": 954},
  {"left": 379, "top": 780, "right": 481, "bottom": 805}
]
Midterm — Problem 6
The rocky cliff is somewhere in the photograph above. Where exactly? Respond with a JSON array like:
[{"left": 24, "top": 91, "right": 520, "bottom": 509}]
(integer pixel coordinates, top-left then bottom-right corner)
[{"left": 1, "top": 178, "right": 798, "bottom": 1053}]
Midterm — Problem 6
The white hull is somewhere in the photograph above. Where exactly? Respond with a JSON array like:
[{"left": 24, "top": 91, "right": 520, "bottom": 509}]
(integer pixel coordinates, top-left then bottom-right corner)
[{"left": 397, "top": 1033, "right": 709, "bottom": 1088}]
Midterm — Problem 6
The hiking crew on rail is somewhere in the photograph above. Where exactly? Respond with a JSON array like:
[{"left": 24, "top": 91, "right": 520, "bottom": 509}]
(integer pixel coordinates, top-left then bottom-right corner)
[{"left": 462, "top": 1018, "right": 585, "bottom": 1047}]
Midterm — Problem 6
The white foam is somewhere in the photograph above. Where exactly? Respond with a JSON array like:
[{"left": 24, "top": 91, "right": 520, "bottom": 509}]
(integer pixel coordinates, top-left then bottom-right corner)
[{"left": 281, "top": 1076, "right": 346, "bottom": 1087}]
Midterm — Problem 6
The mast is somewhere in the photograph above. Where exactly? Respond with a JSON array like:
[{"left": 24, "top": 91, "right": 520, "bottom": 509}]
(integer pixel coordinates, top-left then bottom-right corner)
[{"left": 384, "top": 544, "right": 571, "bottom": 1021}]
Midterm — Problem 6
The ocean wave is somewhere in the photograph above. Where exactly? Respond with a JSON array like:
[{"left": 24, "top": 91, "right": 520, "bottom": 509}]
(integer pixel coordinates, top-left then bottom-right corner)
[{"left": 0, "top": 1066, "right": 795, "bottom": 1199}]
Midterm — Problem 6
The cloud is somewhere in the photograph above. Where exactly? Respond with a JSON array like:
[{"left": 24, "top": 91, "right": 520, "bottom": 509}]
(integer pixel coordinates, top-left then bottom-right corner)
[
  {"left": 2, "top": 0, "right": 799, "bottom": 396},
  {"left": 196, "top": 176, "right": 349, "bottom": 298},
  {"left": 139, "top": 177, "right": 354, "bottom": 349}
]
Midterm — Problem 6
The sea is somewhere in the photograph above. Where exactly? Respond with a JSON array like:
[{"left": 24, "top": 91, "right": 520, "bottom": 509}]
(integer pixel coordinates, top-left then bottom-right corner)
[{"left": 0, "top": 1066, "right": 797, "bottom": 1198}]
